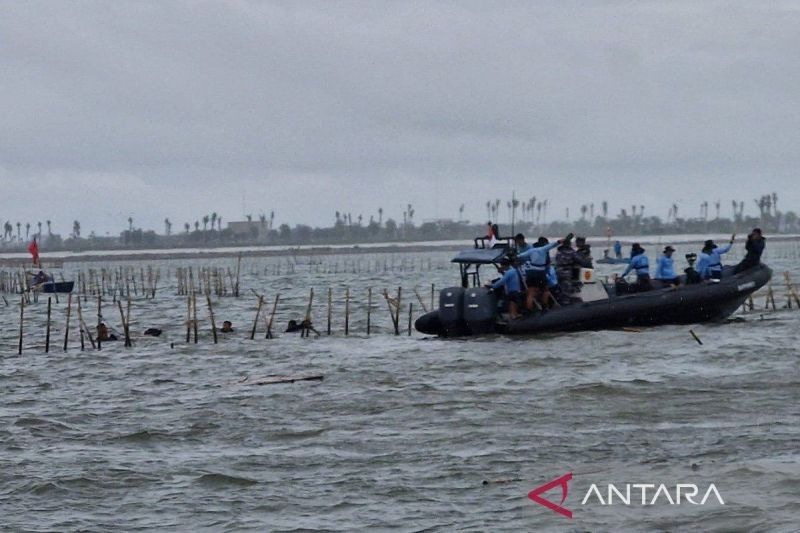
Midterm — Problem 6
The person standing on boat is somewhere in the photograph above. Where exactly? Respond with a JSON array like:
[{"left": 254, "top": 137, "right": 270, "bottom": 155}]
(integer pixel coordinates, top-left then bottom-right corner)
[
  {"left": 697, "top": 235, "right": 735, "bottom": 280},
  {"left": 555, "top": 235, "right": 591, "bottom": 298},
  {"left": 575, "top": 236, "right": 593, "bottom": 268},
  {"left": 734, "top": 228, "right": 765, "bottom": 274},
  {"left": 518, "top": 236, "right": 561, "bottom": 310},
  {"left": 486, "top": 257, "right": 525, "bottom": 319},
  {"left": 654, "top": 246, "right": 679, "bottom": 285},
  {"left": 613, "top": 240, "right": 622, "bottom": 259},
  {"left": 486, "top": 222, "right": 500, "bottom": 248},
  {"left": 620, "top": 243, "right": 652, "bottom": 291}
]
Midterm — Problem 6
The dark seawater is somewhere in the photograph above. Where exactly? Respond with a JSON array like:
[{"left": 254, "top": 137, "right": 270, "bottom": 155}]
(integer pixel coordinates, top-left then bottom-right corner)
[{"left": 1, "top": 242, "right": 799, "bottom": 531}]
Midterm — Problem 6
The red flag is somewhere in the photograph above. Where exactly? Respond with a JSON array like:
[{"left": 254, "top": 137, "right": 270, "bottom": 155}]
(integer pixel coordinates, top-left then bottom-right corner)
[{"left": 28, "top": 238, "right": 39, "bottom": 266}]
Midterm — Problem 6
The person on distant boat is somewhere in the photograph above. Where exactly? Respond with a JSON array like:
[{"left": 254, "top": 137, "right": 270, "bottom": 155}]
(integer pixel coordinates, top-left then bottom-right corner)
[
  {"left": 31, "top": 270, "right": 49, "bottom": 285},
  {"left": 486, "top": 222, "right": 501, "bottom": 248},
  {"left": 654, "top": 245, "right": 679, "bottom": 285},
  {"left": 485, "top": 256, "right": 526, "bottom": 319},
  {"left": 734, "top": 228, "right": 765, "bottom": 274},
  {"left": 613, "top": 240, "right": 623, "bottom": 259},
  {"left": 221, "top": 320, "right": 234, "bottom": 333},
  {"left": 575, "top": 236, "right": 593, "bottom": 268},
  {"left": 697, "top": 235, "right": 735, "bottom": 280},
  {"left": 518, "top": 236, "right": 561, "bottom": 310},
  {"left": 620, "top": 243, "right": 652, "bottom": 291}
]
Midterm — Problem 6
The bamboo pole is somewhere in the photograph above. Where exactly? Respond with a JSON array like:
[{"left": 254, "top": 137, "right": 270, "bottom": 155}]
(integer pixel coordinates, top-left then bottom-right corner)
[
  {"left": 96, "top": 295, "right": 103, "bottom": 351},
  {"left": 76, "top": 296, "right": 95, "bottom": 349},
  {"left": 192, "top": 292, "right": 198, "bottom": 343},
  {"left": 117, "top": 301, "right": 129, "bottom": 348},
  {"left": 207, "top": 295, "right": 217, "bottom": 344},
  {"left": 266, "top": 293, "right": 280, "bottom": 339},
  {"left": 45, "top": 297, "right": 52, "bottom": 353},
  {"left": 63, "top": 293, "right": 72, "bottom": 351},
  {"left": 17, "top": 297, "right": 24, "bottom": 355},
  {"left": 413, "top": 287, "right": 428, "bottom": 313},
  {"left": 366, "top": 287, "right": 372, "bottom": 335},
  {"left": 327, "top": 287, "right": 332, "bottom": 335},
  {"left": 302, "top": 288, "right": 314, "bottom": 337},
  {"left": 185, "top": 295, "right": 192, "bottom": 343},
  {"left": 250, "top": 295, "right": 264, "bottom": 340},
  {"left": 344, "top": 287, "right": 350, "bottom": 336},
  {"left": 407, "top": 302, "right": 413, "bottom": 336}
]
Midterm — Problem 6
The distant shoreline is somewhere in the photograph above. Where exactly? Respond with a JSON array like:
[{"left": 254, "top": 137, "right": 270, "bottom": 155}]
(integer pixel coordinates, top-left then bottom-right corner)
[{"left": 1, "top": 233, "right": 797, "bottom": 266}]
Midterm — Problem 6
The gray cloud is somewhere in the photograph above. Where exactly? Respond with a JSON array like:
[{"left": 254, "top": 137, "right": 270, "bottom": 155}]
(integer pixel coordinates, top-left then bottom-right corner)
[{"left": 1, "top": 1, "right": 799, "bottom": 234}]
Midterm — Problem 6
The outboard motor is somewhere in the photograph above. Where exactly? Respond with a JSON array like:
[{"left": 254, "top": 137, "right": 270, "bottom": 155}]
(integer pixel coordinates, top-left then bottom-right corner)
[
  {"left": 463, "top": 287, "right": 498, "bottom": 335},
  {"left": 439, "top": 287, "right": 468, "bottom": 336}
]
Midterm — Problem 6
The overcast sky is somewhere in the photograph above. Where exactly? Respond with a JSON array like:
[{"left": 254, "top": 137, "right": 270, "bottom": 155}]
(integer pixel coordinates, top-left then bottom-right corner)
[{"left": 1, "top": 1, "right": 799, "bottom": 236}]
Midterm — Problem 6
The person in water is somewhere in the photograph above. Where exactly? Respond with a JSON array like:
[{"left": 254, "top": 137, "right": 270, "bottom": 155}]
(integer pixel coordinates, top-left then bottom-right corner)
[
  {"left": 518, "top": 236, "right": 561, "bottom": 310},
  {"left": 734, "top": 228, "right": 766, "bottom": 273},
  {"left": 620, "top": 243, "right": 652, "bottom": 291},
  {"left": 220, "top": 320, "right": 234, "bottom": 333},
  {"left": 697, "top": 235, "right": 735, "bottom": 280},
  {"left": 96, "top": 322, "right": 118, "bottom": 342},
  {"left": 485, "top": 256, "right": 526, "bottom": 319},
  {"left": 654, "top": 245, "right": 679, "bottom": 285},
  {"left": 613, "top": 240, "right": 623, "bottom": 259}
]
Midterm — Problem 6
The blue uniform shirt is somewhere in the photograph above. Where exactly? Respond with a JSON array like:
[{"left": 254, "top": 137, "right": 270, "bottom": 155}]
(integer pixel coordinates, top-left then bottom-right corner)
[
  {"left": 622, "top": 254, "right": 649, "bottom": 277},
  {"left": 491, "top": 267, "right": 524, "bottom": 293},
  {"left": 654, "top": 255, "right": 676, "bottom": 279},
  {"left": 546, "top": 265, "right": 558, "bottom": 287},
  {"left": 697, "top": 244, "right": 732, "bottom": 278},
  {"left": 518, "top": 241, "right": 560, "bottom": 270}
]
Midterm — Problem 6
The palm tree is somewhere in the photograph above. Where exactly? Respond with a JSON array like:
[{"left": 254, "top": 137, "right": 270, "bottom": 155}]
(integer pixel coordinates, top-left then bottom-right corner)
[
  {"left": 269, "top": 210, "right": 275, "bottom": 229},
  {"left": 601, "top": 201, "right": 608, "bottom": 219},
  {"left": 37, "top": 221, "right": 42, "bottom": 237},
  {"left": 485, "top": 200, "right": 491, "bottom": 221},
  {"left": 259, "top": 214, "right": 267, "bottom": 228},
  {"left": 72, "top": 220, "right": 81, "bottom": 238},
  {"left": 357, "top": 214, "right": 363, "bottom": 226},
  {"left": 211, "top": 212, "right": 217, "bottom": 231},
  {"left": 194, "top": 221, "right": 200, "bottom": 232},
  {"left": 217, "top": 216, "right": 222, "bottom": 231},
  {"left": 127, "top": 217, "right": 133, "bottom": 231},
  {"left": 16, "top": 222, "right": 21, "bottom": 241},
  {"left": 714, "top": 201, "right": 721, "bottom": 220},
  {"left": 46, "top": 220, "right": 52, "bottom": 235},
  {"left": 25, "top": 223, "right": 30, "bottom": 240},
  {"left": 580, "top": 204, "right": 588, "bottom": 220},
  {"left": 164, "top": 218, "right": 172, "bottom": 235},
  {"left": 202, "top": 215, "right": 210, "bottom": 231},
  {"left": 184, "top": 222, "right": 190, "bottom": 234},
  {"left": 458, "top": 204, "right": 465, "bottom": 222},
  {"left": 245, "top": 214, "right": 252, "bottom": 223},
  {"left": 771, "top": 192, "right": 778, "bottom": 216},
  {"left": 589, "top": 203, "right": 595, "bottom": 220},
  {"left": 335, "top": 211, "right": 341, "bottom": 225},
  {"left": 378, "top": 207, "right": 383, "bottom": 226}
]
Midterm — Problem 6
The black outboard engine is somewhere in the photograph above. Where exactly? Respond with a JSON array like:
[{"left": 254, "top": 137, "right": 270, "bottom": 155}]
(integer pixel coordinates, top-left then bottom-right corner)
[
  {"left": 463, "top": 287, "right": 498, "bottom": 334},
  {"left": 439, "top": 287, "right": 468, "bottom": 336}
]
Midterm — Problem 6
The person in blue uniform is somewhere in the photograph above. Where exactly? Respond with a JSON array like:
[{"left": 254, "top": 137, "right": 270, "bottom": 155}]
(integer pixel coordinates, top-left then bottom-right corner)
[
  {"left": 697, "top": 235, "right": 735, "bottom": 280},
  {"left": 486, "top": 257, "right": 526, "bottom": 319},
  {"left": 654, "top": 245, "right": 679, "bottom": 285},
  {"left": 514, "top": 233, "right": 531, "bottom": 253},
  {"left": 518, "top": 237, "right": 562, "bottom": 310},
  {"left": 620, "top": 243, "right": 652, "bottom": 291}
]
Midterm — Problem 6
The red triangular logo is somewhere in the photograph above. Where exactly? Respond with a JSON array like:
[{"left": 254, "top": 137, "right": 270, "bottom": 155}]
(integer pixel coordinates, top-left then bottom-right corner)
[{"left": 528, "top": 472, "right": 573, "bottom": 518}]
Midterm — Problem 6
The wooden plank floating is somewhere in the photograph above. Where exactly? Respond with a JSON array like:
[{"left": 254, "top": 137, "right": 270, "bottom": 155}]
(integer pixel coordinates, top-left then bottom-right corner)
[{"left": 239, "top": 374, "right": 324, "bottom": 386}]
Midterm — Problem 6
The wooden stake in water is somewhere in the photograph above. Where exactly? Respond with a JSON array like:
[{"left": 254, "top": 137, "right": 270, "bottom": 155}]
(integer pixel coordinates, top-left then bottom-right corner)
[
  {"left": 186, "top": 295, "right": 192, "bottom": 343},
  {"left": 366, "top": 287, "right": 372, "bottom": 335},
  {"left": 407, "top": 302, "right": 413, "bottom": 336},
  {"left": 96, "top": 295, "right": 103, "bottom": 351},
  {"left": 117, "top": 301, "right": 129, "bottom": 348},
  {"left": 63, "top": 293, "right": 72, "bottom": 351},
  {"left": 192, "top": 293, "right": 199, "bottom": 343},
  {"left": 266, "top": 293, "right": 280, "bottom": 339},
  {"left": 207, "top": 295, "right": 218, "bottom": 344},
  {"left": 45, "top": 297, "right": 52, "bottom": 353},
  {"left": 18, "top": 296, "right": 24, "bottom": 355},
  {"left": 327, "top": 287, "right": 332, "bottom": 335},
  {"left": 302, "top": 288, "right": 314, "bottom": 338},
  {"left": 250, "top": 294, "right": 264, "bottom": 340},
  {"left": 344, "top": 287, "right": 350, "bottom": 336}
]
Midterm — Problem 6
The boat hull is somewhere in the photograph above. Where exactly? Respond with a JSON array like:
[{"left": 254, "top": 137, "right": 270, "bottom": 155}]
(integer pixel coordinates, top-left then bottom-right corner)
[
  {"left": 41, "top": 281, "right": 75, "bottom": 293},
  {"left": 415, "top": 264, "right": 771, "bottom": 336}
]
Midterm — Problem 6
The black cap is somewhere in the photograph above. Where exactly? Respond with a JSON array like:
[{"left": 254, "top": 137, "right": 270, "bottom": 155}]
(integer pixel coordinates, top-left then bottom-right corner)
[
  {"left": 514, "top": 233, "right": 525, "bottom": 241},
  {"left": 664, "top": 245, "right": 675, "bottom": 253}
]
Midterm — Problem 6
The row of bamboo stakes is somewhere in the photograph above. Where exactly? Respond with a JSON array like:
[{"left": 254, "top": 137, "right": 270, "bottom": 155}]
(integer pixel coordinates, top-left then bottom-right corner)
[{"left": 11, "top": 282, "right": 439, "bottom": 354}]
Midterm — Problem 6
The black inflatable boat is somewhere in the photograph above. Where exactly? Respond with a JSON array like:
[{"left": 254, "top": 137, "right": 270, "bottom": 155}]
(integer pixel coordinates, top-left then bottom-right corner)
[{"left": 415, "top": 247, "right": 772, "bottom": 337}]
